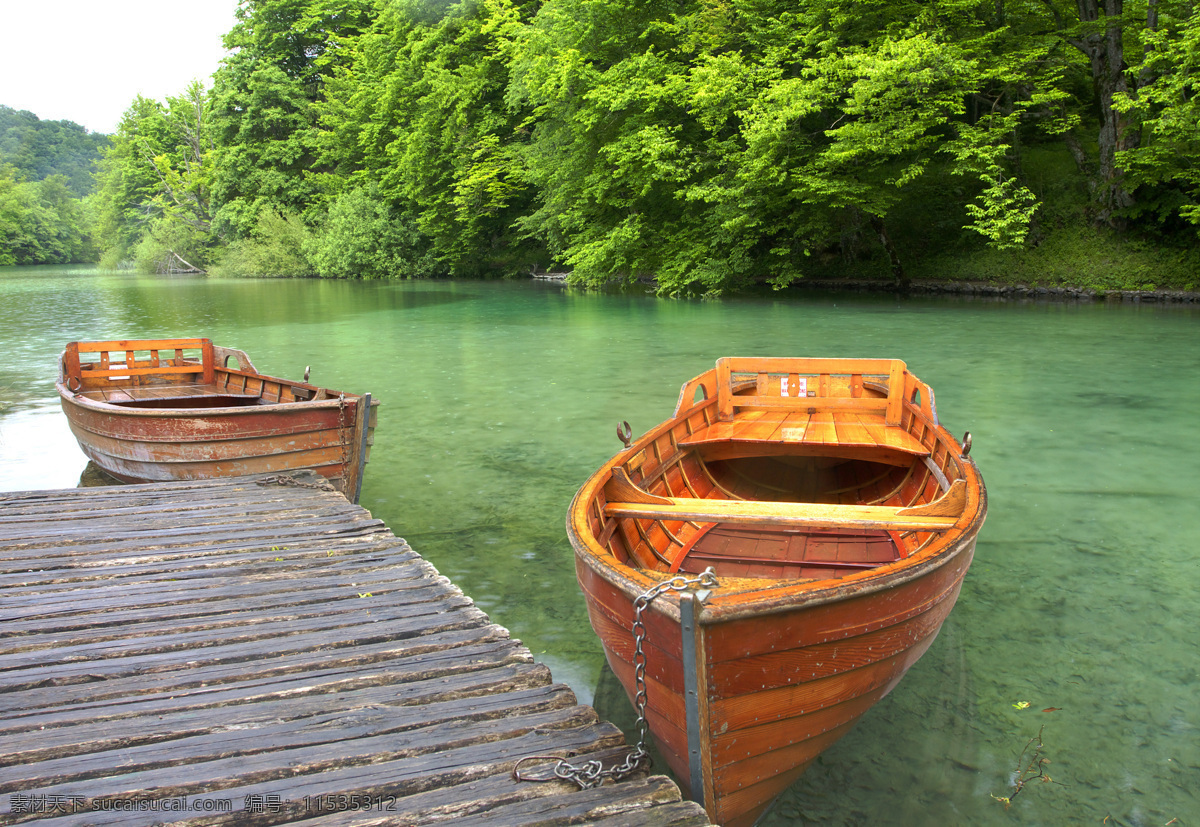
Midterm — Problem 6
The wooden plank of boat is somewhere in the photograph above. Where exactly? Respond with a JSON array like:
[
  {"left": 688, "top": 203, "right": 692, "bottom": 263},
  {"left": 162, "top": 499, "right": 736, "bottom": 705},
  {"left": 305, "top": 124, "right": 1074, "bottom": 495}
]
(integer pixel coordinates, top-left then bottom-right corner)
[{"left": 567, "top": 356, "right": 987, "bottom": 827}]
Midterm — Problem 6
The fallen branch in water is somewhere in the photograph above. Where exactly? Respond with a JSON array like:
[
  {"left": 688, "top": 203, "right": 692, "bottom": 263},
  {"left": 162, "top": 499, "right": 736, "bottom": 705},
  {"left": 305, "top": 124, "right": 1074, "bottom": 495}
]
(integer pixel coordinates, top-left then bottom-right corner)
[
  {"left": 991, "top": 725, "right": 1062, "bottom": 809},
  {"left": 165, "top": 249, "right": 206, "bottom": 274}
]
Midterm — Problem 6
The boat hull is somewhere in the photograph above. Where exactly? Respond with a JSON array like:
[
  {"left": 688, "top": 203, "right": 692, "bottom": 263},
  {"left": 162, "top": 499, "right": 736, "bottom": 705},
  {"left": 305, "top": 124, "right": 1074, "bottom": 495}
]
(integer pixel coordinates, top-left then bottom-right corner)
[
  {"left": 60, "top": 393, "right": 362, "bottom": 486},
  {"left": 574, "top": 535, "right": 976, "bottom": 826},
  {"left": 56, "top": 338, "right": 376, "bottom": 497},
  {"left": 567, "top": 358, "right": 987, "bottom": 826}
]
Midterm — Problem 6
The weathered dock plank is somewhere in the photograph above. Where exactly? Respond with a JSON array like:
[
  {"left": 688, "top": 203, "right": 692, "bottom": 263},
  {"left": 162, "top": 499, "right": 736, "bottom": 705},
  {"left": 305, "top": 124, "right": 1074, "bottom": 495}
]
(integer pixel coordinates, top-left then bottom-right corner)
[{"left": 0, "top": 472, "right": 711, "bottom": 826}]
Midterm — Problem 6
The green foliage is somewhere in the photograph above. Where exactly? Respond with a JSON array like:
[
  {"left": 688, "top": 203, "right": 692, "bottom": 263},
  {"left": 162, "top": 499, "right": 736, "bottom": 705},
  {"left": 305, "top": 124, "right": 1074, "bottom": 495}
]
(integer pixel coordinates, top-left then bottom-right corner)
[
  {"left": 510, "top": 0, "right": 1057, "bottom": 293},
  {"left": 304, "top": 185, "right": 436, "bottom": 279},
  {"left": 0, "top": 106, "right": 109, "bottom": 196},
  {"left": 212, "top": 210, "right": 315, "bottom": 277},
  {"left": 501, "top": 0, "right": 1197, "bottom": 292},
  {"left": 131, "top": 221, "right": 209, "bottom": 274},
  {"left": 944, "top": 122, "right": 1040, "bottom": 248},
  {"left": 209, "top": 54, "right": 324, "bottom": 238},
  {"left": 0, "top": 166, "right": 97, "bottom": 265},
  {"left": 0, "top": 107, "right": 105, "bottom": 264},
  {"left": 92, "top": 85, "right": 217, "bottom": 270},
  {"left": 510, "top": 0, "right": 739, "bottom": 292},
  {"left": 908, "top": 224, "right": 1200, "bottom": 292},
  {"left": 18, "top": 0, "right": 1200, "bottom": 291},
  {"left": 209, "top": 0, "right": 377, "bottom": 238},
  {"left": 317, "top": 0, "right": 539, "bottom": 276},
  {"left": 1113, "top": 7, "right": 1200, "bottom": 236}
]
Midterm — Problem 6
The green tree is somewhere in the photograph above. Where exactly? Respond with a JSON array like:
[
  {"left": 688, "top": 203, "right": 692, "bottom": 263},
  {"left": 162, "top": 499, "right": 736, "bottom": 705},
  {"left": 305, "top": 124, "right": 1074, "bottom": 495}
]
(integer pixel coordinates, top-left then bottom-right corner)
[
  {"left": 1113, "top": 6, "right": 1200, "bottom": 235},
  {"left": 92, "top": 84, "right": 216, "bottom": 270},
  {"left": 93, "top": 96, "right": 173, "bottom": 261},
  {"left": 209, "top": 0, "right": 376, "bottom": 238},
  {"left": 213, "top": 209, "right": 316, "bottom": 276},
  {"left": 1007, "top": 0, "right": 1196, "bottom": 226},
  {"left": 510, "top": 0, "right": 1058, "bottom": 293},
  {"left": 0, "top": 166, "right": 96, "bottom": 264},
  {"left": 317, "top": 0, "right": 539, "bottom": 276},
  {"left": 0, "top": 106, "right": 109, "bottom": 196},
  {"left": 304, "top": 183, "right": 434, "bottom": 278}
]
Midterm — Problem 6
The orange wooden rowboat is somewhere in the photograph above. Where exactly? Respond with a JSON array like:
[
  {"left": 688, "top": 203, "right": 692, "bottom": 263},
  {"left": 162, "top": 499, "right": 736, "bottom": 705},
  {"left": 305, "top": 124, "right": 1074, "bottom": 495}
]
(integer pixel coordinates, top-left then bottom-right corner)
[
  {"left": 57, "top": 338, "right": 377, "bottom": 501},
  {"left": 566, "top": 358, "right": 986, "bottom": 826}
]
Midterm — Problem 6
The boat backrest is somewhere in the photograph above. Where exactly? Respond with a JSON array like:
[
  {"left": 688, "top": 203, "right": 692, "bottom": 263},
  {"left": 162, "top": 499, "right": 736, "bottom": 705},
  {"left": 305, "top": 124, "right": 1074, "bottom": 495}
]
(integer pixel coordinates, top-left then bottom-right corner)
[
  {"left": 715, "top": 357, "right": 907, "bottom": 425},
  {"left": 61, "top": 338, "right": 215, "bottom": 388}
]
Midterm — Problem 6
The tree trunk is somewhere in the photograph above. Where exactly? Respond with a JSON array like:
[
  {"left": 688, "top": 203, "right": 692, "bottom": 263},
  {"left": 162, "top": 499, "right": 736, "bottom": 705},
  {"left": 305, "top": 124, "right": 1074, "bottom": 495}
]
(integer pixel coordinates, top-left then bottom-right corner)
[
  {"left": 1070, "top": 0, "right": 1140, "bottom": 224},
  {"left": 1063, "top": 130, "right": 1094, "bottom": 180},
  {"left": 868, "top": 214, "right": 907, "bottom": 289},
  {"left": 164, "top": 250, "right": 206, "bottom": 274}
]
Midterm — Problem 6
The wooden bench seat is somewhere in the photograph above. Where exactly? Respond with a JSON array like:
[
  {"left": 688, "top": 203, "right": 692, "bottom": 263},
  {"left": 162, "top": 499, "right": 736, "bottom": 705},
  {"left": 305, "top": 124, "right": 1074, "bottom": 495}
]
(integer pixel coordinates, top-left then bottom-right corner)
[
  {"left": 62, "top": 339, "right": 217, "bottom": 394},
  {"left": 605, "top": 496, "right": 958, "bottom": 532},
  {"left": 603, "top": 468, "right": 964, "bottom": 532},
  {"left": 672, "top": 358, "right": 930, "bottom": 462},
  {"left": 679, "top": 409, "right": 930, "bottom": 457}
]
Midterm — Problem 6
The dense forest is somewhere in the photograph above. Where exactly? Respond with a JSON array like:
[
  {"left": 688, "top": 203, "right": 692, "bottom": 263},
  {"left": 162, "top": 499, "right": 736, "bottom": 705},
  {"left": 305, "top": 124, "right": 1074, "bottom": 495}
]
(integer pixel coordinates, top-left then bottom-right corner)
[
  {"left": 0, "top": 107, "right": 109, "bottom": 265},
  {"left": 5, "top": 0, "right": 1200, "bottom": 293}
]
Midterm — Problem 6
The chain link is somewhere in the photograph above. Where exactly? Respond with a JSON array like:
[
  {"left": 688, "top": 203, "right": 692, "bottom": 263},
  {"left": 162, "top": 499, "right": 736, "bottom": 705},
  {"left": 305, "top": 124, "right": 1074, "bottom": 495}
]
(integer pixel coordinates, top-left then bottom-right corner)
[
  {"left": 626, "top": 568, "right": 718, "bottom": 773},
  {"left": 514, "top": 568, "right": 718, "bottom": 790},
  {"left": 254, "top": 474, "right": 329, "bottom": 490},
  {"left": 337, "top": 393, "right": 350, "bottom": 494}
]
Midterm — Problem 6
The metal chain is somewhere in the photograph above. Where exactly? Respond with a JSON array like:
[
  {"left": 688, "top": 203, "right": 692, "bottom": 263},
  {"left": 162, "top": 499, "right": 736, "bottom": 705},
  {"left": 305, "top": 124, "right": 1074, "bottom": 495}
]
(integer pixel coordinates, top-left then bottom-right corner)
[
  {"left": 337, "top": 393, "right": 349, "bottom": 493},
  {"left": 254, "top": 474, "right": 328, "bottom": 490},
  {"left": 626, "top": 568, "right": 718, "bottom": 771},
  {"left": 514, "top": 568, "right": 718, "bottom": 790}
]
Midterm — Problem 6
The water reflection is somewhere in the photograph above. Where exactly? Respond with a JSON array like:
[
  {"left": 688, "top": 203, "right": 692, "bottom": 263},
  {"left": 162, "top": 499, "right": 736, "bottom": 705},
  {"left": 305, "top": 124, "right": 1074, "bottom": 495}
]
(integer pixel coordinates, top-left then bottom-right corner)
[{"left": 79, "top": 462, "right": 119, "bottom": 487}]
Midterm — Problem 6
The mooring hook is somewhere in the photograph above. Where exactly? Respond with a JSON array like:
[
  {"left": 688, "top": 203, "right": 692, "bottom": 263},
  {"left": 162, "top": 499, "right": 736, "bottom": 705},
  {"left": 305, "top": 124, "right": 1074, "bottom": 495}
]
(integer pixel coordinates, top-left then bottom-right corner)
[
  {"left": 961, "top": 431, "right": 973, "bottom": 456},
  {"left": 511, "top": 754, "right": 567, "bottom": 783},
  {"left": 617, "top": 421, "right": 633, "bottom": 448},
  {"left": 66, "top": 375, "right": 82, "bottom": 393}
]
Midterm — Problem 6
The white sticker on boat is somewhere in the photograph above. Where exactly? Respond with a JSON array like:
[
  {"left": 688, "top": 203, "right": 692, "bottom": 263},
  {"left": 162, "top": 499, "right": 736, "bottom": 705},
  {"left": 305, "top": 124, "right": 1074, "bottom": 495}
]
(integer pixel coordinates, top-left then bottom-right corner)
[{"left": 781, "top": 377, "right": 808, "bottom": 397}]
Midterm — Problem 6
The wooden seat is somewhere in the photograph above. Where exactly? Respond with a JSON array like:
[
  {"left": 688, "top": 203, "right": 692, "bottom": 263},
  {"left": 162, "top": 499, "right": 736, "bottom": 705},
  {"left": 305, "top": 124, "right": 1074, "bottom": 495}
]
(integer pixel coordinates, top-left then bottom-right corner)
[
  {"left": 605, "top": 496, "right": 959, "bottom": 532},
  {"left": 62, "top": 339, "right": 215, "bottom": 389},
  {"left": 78, "top": 384, "right": 263, "bottom": 408},
  {"left": 679, "top": 410, "right": 930, "bottom": 457},
  {"left": 675, "top": 357, "right": 930, "bottom": 462},
  {"left": 604, "top": 468, "right": 965, "bottom": 532},
  {"left": 673, "top": 524, "right": 901, "bottom": 579},
  {"left": 714, "top": 357, "right": 907, "bottom": 422}
]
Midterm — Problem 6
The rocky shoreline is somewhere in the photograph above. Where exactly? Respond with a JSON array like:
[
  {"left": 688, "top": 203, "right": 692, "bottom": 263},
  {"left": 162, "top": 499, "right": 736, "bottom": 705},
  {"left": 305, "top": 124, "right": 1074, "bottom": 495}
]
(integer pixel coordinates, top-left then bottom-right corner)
[
  {"left": 792, "top": 279, "right": 1200, "bottom": 303},
  {"left": 531, "top": 271, "right": 1199, "bottom": 303}
]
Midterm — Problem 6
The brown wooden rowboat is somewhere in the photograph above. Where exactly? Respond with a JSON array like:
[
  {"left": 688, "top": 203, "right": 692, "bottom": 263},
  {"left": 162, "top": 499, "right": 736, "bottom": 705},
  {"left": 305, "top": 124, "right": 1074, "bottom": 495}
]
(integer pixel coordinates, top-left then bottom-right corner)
[
  {"left": 57, "top": 338, "right": 377, "bottom": 501},
  {"left": 566, "top": 357, "right": 986, "bottom": 826}
]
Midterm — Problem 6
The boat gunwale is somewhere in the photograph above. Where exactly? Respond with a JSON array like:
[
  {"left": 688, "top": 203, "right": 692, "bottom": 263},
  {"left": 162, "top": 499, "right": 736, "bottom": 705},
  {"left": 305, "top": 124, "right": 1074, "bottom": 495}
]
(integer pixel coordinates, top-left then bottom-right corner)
[
  {"left": 55, "top": 381, "right": 366, "bottom": 418},
  {"left": 566, "top": 362, "right": 987, "bottom": 625},
  {"left": 568, "top": 484, "right": 985, "bottom": 626},
  {"left": 57, "top": 339, "right": 375, "bottom": 418}
]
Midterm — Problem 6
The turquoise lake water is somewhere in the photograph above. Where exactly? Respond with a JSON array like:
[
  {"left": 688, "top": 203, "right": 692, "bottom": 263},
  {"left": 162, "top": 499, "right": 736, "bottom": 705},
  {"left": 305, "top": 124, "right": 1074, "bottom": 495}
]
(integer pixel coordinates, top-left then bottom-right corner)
[{"left": 1, "top": 266, "right": 1197, "bottom": 825}]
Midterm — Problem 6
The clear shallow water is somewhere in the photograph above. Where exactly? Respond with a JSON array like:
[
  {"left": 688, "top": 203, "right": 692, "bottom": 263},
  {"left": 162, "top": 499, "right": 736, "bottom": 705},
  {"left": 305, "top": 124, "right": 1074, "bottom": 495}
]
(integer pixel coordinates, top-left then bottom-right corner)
[{"left": 1, "top": 266, "right": 1197, "bottom": 825}]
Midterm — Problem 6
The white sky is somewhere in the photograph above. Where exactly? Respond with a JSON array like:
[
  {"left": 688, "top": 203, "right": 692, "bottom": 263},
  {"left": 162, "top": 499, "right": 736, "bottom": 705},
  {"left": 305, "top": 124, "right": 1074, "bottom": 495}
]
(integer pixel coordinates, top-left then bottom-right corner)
[{"left": 0, "top": 0, "right": 241, "bottom": 134}]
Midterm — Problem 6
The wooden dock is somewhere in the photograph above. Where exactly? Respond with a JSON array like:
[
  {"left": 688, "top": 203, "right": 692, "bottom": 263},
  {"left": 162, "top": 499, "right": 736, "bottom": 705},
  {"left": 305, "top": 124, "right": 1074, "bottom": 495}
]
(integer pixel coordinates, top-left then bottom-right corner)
[{"left": 0, "top": 472, "right": 712, "bottom": 826}]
